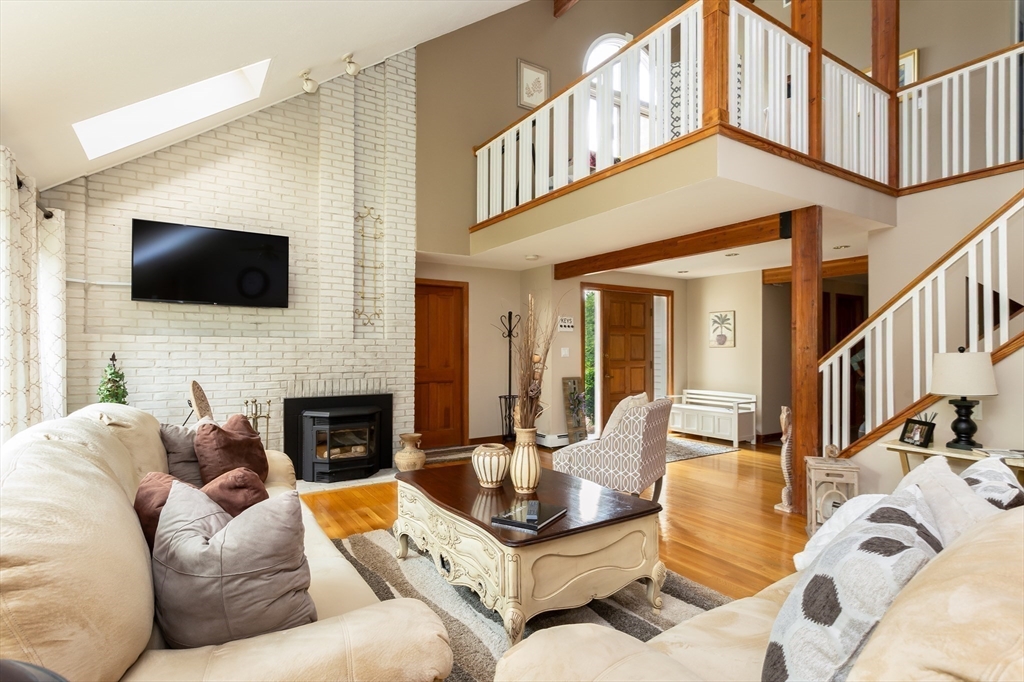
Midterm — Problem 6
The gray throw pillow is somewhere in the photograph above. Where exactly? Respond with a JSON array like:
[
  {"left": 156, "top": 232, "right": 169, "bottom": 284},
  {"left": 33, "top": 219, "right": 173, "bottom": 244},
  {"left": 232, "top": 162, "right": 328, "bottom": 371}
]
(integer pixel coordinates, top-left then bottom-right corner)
[
  {"left": 159, "top": 423, "right": 203, "bottom": 487},
  {"left": 152, "top": 482, "right": 317, "bottom": 648},
  {"left": 960, "top": 458, "right": 1024, "bottom": 510},
  {"left": 763, "top": 485, "right": 943, "bottom": 682}
]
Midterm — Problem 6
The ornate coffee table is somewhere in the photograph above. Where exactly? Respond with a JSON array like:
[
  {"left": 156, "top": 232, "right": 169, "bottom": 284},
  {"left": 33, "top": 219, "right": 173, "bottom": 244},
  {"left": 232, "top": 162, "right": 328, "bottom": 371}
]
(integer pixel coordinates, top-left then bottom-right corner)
[{"left": 393, "top": 463, "right": 665, "bottom": 644}]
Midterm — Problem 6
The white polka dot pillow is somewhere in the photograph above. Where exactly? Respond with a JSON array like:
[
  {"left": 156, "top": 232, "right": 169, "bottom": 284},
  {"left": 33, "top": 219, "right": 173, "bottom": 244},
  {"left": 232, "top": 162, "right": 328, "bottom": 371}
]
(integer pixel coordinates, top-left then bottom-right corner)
[
  {"left": 762, "top": 485, "right": 943, "bottom": 682},
  {"left": 960, "top": 457, "right": 1024, "bottom": 510}
]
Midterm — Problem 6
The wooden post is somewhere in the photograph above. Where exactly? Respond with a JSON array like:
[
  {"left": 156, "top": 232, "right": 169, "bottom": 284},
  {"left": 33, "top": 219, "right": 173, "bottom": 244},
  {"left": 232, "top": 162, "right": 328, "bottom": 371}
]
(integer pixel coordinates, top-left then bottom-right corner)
[
  {"left": 703, "top": 0, "right": 730, "bottom": 126},
  {"left": 792, "top": 0, "right": 823, "bottom": 159},
  {"left": 872, "top": 0, "right": 900, "bottom": 187},
  {"left": 791, "top": 206, "right": 822, "bottom": 516}
]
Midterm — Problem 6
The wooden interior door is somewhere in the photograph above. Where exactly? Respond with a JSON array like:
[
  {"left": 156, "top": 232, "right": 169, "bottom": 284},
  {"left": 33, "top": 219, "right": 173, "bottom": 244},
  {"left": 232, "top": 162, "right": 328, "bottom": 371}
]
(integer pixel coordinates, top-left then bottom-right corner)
[
  {"left": 601, "top": 290, "right": 654, "bottom": 425},
  {"left": 415, "top": 281, "right": 467, "bottom": 449}
]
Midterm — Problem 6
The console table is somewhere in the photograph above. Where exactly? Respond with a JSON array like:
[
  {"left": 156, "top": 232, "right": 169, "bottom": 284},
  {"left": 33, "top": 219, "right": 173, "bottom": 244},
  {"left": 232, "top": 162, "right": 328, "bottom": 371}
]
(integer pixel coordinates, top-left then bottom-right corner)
[{"left": 883, "top": 440, "right": 1024, "bottom": 485}]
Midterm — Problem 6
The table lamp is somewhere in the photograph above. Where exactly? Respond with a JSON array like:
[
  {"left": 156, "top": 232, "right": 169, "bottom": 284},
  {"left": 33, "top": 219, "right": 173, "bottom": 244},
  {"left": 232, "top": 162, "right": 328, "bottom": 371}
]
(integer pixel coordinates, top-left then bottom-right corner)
[{"left": 930, "top": 347, "right": 998, "bottom": 450}]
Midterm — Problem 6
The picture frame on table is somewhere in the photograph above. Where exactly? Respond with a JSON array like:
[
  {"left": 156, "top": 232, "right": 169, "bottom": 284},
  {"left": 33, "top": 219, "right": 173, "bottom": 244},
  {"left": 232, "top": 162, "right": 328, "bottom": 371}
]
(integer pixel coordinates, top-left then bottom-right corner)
[
  {"left": 517, "top": 58, "right": 550, "bottom": 110},
  {"left": 899, "top": 418, "right": 935, "bottom": 448}
]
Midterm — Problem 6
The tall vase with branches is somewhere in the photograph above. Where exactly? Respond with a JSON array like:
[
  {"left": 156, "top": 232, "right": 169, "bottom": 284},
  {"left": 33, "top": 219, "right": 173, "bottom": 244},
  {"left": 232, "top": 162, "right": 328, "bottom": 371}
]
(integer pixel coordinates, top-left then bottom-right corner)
[{"left": 510, "top": 295, "right": 558, "bottom": 494}]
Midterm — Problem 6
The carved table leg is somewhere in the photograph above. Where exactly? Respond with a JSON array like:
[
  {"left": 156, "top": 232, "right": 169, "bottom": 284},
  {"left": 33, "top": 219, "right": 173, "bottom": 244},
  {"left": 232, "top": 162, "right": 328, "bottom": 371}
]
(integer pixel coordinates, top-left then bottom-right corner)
[
  {"left": 502, "top": 605, "right": 526, "bottom": 646},
  {"left": 394, "top": 525, "right": 409, "bottom": 560},
  {"left": 646, "top": 561, "right": 667, "bottom": 615}
]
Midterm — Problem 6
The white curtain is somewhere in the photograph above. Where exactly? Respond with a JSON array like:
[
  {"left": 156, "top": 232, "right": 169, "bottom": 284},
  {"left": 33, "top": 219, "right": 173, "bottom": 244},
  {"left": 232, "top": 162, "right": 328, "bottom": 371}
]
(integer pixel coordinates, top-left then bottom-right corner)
[{"left": 1, "top": 146, "right": 66, "bottom": 443}]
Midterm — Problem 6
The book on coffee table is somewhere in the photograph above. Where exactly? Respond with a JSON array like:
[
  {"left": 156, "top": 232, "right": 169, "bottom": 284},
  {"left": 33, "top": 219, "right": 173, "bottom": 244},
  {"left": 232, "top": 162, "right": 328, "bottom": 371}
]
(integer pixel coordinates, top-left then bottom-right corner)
[{"left": 491, "top": 501, "right": 567, "bottom": 533}]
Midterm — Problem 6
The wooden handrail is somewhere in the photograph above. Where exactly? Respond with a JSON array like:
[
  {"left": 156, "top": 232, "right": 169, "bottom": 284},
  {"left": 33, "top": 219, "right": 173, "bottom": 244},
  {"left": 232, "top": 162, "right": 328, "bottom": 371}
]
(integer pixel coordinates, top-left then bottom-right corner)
[
  {"left": 897, "top": 41, "right": 1024, "bottom": 94},
  {"left": 732, "top": 0, "right": 811, "bottom": 48},
  {"left": 818, "top": 188, "right": 1024, "bottom": 367},
  {"left": 838, "top": 330, "right": 1024, "bottom": 459},
  {"left": 821, "top": 48, "right": 890, "bottom": 94},
  {"left": 472, "top": 0, "right": 703, "bottom": 153}
]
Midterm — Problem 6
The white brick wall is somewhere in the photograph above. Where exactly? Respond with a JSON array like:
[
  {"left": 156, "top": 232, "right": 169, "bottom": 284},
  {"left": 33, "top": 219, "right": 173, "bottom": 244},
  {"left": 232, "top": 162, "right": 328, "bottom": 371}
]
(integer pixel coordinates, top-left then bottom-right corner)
[{"left": 41, "top": 50, "right": 417, "bottom": 452}]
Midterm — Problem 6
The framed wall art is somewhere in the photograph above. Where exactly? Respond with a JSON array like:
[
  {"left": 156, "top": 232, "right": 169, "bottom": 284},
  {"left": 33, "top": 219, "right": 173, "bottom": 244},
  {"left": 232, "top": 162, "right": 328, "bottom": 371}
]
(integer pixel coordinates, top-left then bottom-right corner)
[
  {"left": 709, "top": 311, "right": 735, "bottom": 348},
  {"left": 518, "top": 58, "right": 550, "bottom": 110}
]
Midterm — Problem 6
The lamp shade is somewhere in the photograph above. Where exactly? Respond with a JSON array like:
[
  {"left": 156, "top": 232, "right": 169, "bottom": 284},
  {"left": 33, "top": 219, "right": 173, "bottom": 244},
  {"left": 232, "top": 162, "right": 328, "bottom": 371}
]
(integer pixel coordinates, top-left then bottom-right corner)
[{"left": 930, "top": 351, "right": 998, "bottom": 397}]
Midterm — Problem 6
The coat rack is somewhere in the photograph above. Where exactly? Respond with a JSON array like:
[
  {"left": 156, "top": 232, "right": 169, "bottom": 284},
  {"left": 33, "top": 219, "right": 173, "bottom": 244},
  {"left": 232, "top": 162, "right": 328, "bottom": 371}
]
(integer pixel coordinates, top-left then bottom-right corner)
[{"left": 498, "top": 310, "right": 521, "bottom": 442}]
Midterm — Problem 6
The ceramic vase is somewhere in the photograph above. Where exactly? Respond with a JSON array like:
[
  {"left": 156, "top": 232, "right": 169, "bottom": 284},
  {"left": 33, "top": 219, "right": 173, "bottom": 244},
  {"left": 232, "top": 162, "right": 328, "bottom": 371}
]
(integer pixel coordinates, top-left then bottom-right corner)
[
  {"left": 394, "top": 433, "right": 425, "bottom": 472},
  {"left": 471, "top": 443, "right": 511, "bottom": 488},
  {"left": 510, "top": 427, "right": 541, "bottom": 494}
]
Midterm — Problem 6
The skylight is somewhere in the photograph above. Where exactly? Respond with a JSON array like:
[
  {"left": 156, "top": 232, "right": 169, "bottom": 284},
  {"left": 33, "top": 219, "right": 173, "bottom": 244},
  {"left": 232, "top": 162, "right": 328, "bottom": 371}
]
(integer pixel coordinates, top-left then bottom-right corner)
[{"left": 72, "top": 59, "right": 271, "bottom": 160}]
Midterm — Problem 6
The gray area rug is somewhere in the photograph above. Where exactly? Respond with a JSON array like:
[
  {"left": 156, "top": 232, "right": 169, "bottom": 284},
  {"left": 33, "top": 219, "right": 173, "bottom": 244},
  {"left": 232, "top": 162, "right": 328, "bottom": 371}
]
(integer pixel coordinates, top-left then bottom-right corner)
[
  {"left": 333, "top": 529, "right": 730, "bottom": 682},
  {"left": 665, "top": 436, "right": 738, "bottom": 463}
]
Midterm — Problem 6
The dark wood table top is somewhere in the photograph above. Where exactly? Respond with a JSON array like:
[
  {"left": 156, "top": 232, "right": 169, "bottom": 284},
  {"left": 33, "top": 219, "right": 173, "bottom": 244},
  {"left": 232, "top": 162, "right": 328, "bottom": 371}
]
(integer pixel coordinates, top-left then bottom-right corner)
[{"left": 396, "top": 463, "right": 661, "bottom": 547}]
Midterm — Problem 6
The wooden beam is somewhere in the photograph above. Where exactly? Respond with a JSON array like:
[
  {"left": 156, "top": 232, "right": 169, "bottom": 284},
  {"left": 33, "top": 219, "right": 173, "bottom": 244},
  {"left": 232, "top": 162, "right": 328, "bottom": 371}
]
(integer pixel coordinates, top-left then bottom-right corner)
[
  {"left": 553, "top": 214, "right": 781, "bottom": 280},
  {"left": 792, "top": 0, "right": 823, "bottom": 159},
  {"left": 791, "top": 206, "right": 822, "bottom": 516},
  {"left": 553, "top": 0, "right": 579, "bottom": 18},
  {"left": 872, "top": 0, "right": 899, "bottom": 186},
  {"left": 702, "top": 0, "right": 731, "bottom": 126},
  {"left": 762, "top": 255, "right": 868, "bottom": 285}
]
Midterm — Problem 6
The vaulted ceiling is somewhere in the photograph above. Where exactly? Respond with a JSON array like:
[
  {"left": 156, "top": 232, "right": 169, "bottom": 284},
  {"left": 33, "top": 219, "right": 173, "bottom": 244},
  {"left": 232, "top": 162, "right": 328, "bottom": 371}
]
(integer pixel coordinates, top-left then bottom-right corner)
[{"left": 0, "top": 0, "right": 525, "bottom": 189}]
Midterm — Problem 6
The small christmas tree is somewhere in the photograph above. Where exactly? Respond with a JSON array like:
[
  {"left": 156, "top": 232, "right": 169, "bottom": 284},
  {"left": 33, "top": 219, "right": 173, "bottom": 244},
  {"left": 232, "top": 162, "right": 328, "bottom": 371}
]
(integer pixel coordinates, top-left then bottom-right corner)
[{"left": 97, "top": 353, "right": 128, "bottom": 405}]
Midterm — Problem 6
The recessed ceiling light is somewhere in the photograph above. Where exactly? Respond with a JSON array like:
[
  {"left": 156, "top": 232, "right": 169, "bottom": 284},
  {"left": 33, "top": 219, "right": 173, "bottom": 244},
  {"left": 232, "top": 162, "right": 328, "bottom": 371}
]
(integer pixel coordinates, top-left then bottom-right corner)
[
  {"left": 72, "top": 59, "right": 272, "bottom": 160},
  {"left": 724, "top": 253, "right": 739, "bottom": 257},
  {"left": 677, "top": 270, "right": 689, "bottom": 274},
  {"left": 525, "top": 255, "right": 540, "bottom": 261},
  {"left": 833, "top": 244, "right": 851, "bottom": 250}
]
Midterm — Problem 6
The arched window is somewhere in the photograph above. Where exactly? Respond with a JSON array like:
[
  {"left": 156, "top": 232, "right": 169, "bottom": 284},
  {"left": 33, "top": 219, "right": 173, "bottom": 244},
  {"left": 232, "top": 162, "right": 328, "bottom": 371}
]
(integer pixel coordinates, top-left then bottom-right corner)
[{"left": 582, "top": 33, "right": 650, "bottom": 156}]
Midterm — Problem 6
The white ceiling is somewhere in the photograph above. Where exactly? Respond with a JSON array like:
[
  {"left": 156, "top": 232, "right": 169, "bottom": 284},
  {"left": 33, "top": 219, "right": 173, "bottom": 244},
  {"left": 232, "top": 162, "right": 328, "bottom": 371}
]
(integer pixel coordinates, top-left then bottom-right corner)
[{"left": 0, "top": 0, "right": 525, "bottom": 189}]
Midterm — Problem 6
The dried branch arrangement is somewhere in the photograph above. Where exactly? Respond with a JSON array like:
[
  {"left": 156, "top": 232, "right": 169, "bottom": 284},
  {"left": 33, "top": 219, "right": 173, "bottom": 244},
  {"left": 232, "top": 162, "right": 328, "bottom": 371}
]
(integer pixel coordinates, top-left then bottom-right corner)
[{"left": 513, "top": 295, "right": 558, "bottom": 430}]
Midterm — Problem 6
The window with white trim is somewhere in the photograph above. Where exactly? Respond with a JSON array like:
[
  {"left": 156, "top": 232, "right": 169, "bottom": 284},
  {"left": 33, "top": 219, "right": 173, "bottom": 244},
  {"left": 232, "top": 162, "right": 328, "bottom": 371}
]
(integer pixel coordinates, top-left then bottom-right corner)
[{"left": 582, "top": 33, "right": 650, "bottom": 157}]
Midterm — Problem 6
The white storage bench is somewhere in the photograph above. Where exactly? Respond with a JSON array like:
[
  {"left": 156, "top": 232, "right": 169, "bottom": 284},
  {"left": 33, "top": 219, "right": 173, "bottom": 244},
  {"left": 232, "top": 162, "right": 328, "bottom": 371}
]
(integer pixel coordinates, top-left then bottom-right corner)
[{"left": 667, "top": 390, "right": 757, "bottom": 447}]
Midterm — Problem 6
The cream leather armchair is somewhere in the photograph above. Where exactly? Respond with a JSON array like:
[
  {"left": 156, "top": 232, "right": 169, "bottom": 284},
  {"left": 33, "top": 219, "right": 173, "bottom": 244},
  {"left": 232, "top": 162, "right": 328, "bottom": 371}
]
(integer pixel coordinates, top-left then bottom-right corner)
[{"left": 553, "top": 398, "right": 672, "bottom": 503}]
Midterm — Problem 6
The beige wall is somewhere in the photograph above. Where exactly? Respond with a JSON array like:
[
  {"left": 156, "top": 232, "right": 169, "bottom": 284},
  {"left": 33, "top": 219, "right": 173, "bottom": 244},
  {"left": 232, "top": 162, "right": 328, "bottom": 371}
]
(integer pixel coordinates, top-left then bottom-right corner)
[
  {"left": 416, "top": 0, "right": 683, "bottom": 256},
  {"left": 686, "top": 270, "right": 768, "bottom": 431},
  {"left": 870, "top": 172, "right": 1023, "bottom": 312},
  {"left": 755, "top": 0, "right": 1012, "bottom": 78},
  {"left": 761, "top": 282, "right": 792, "bottom": 437},
  {"left": 415, "top": 262, "right": 521, "bottom": 439},
  {"left": 852, "top": 349, "right": 1024, "bottom": 493}
]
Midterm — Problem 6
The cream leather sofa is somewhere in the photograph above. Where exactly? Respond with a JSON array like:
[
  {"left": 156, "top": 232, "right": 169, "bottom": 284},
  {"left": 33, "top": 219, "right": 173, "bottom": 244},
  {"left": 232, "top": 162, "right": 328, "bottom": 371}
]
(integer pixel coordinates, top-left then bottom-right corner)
[
  {"left": 0, "top": 404, "right": 453, "bottom": 682},
  {"left": 496, "top": 504, "right": 1023, "bottom": 682}
]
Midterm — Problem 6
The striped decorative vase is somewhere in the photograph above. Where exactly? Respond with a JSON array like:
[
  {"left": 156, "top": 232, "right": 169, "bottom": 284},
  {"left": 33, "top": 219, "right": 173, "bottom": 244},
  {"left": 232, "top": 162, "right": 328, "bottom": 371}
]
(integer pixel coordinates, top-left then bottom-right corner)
[
  {"left": 471, "top": 443, "right": 511, "bottom": 488},
  {"left": 510, "top": 428, "right": 541, "bottom": 494}
]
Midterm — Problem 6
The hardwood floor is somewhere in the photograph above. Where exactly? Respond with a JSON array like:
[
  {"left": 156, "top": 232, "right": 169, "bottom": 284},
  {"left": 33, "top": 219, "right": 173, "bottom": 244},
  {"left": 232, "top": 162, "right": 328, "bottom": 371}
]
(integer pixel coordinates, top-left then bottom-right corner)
[{"left": 301, "top": 443, "right": 808, "bottom": 600}]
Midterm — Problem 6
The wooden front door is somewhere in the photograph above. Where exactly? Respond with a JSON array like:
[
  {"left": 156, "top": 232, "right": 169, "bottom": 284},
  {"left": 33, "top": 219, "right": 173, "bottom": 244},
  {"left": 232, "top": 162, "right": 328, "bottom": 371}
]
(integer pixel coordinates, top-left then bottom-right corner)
[
  {"left": 415, "top": 281, "right": 467, "bottom": 449},
  {"left": 601, "top": 290, "right": 654, "bottom": 425}
]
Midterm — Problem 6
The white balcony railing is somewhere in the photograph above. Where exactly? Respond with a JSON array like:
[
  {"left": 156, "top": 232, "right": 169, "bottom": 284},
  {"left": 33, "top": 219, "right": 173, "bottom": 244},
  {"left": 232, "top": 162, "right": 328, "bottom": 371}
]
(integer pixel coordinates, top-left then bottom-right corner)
[
  {"left": 900, "top": 43, "right": 1023, "bottom": 187},
  {"left": 728, "top": 3, "right": 809, "bottom": 153},
  {"left": 819, "top": 193, "right": 1023, "bottom": 451},
  {"left": 823, "top": 54, "right": 889, "bottom": 184},
  {"left": 475, "top": 1, "right": 704, "bottom": 223}
]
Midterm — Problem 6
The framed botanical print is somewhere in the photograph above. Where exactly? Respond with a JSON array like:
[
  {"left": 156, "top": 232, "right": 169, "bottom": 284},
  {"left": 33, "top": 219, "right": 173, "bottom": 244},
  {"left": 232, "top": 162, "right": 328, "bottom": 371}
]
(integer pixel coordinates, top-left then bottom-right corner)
[
  {"left": 518, "top": 59, "right": 550, "bottom": 110},
  {"left": 864, "top": 48, "right": 918, "bottom": 87},
  {"left": 709, "top": 311, "right": 735, "bottom": 348}
]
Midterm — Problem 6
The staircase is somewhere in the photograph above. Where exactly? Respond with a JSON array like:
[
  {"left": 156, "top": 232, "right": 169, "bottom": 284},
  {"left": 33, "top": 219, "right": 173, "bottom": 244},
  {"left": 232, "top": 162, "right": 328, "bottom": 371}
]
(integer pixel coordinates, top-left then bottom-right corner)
[{"left": 820, "top": 189, "right": 1024, "bottom": 457}]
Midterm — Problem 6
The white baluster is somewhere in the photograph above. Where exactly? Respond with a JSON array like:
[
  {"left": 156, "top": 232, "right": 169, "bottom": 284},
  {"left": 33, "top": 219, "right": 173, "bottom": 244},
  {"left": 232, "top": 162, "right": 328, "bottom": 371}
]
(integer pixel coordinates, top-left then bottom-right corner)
[
  {"left": 503, "top": 130, "right": 516, "bottom": 211},
  {"left": 998, "top": 218, "right": 1010, "bottom": 346},
  {"left": 596, "top": 66, "right": 613, "bottom": 170},
  {"left": 924, "top": 278, "right": 934, "bottom": 391},
  {"left": 968, "top": 246, "right": 979, "bottom": 352},
  {"left": 982, "top": 233, "right": 994, "bottom": 352},
  {"left": 986, "top": 62, "right": 995, "bottom": 168},
  {"left": 920, "top": 88, "right": 929, "bottom": 182},
  {"left": 941, "top": 79, "right": 950, "bottom": 178},
  {"left": 822, "top": 362, "right": 831, "bottom": 448},
  {"left": 832, "top": 356, "right": 841, "bottom": 448},
  {"left": 998, "top": 56, "right": 1006, "bottom": 165},
  {"left": 874, "top": 324, "right": 884, "bottom": 425},
  {"left": 1011, "top": 54, "right": 1020, "bottom": 162},
  {"left": 729, "top": 8, "right": 739, "bottom": 127},
  {"left": 518, "top": 120, "right": 533, "bottom": 205},
  {"left": 864, "top": 330, "right": 873, "bottom": 432},
  {"left": 885, "top": 313, "right": 895, "bottom": 419},
  {"left": 489, "top": 140, "right": 501, "bottom": 218},
  {"left": 901, "top": 94, "right": 910, "bottom": 186},
  {"left": 912, "top": 290, "right": 921, "bottom": 400},
  {"left": 963, "top": 73, "right": 971, "bottom": 173},
  {"left": 534, "top": 109, "right": 550, "bottom": 198},
  {"left": 553, "top": 98, "right": 569, "bottom": 189},
  {"left": 476, "top": 149, "right": 488, "bottom": 223},
  {"left": 937, "top": 268, "right": 947, "bottom": 354},
  {"left": 841, "top": 349, "right": 851, "bottom": 449},
  {"left": 572, "top": 82, "right": 589, "bottom": 183},
  {"left": 952, "top": 74, "right": 961, "bottom": 175}
]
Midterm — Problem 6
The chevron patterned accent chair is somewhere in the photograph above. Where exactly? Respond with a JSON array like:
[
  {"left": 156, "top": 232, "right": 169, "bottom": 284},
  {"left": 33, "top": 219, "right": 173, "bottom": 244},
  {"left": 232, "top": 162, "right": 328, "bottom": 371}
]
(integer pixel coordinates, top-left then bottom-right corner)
[{"left": 553, "top": 398, "right": 672, "bottom": 503}]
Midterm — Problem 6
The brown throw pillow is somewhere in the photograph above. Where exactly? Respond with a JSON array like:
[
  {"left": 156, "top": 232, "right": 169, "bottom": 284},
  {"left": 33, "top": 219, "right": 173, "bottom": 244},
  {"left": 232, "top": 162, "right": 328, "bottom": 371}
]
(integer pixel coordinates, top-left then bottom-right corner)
[
  {"left": 153, "top": 483, "right": 316, "bottom": 648},
  {"left": 193, "top": 414, "right": 268, "bottom": 484},
  {"left": 134, "top": 468, "right": 269, "bottom": 548}
]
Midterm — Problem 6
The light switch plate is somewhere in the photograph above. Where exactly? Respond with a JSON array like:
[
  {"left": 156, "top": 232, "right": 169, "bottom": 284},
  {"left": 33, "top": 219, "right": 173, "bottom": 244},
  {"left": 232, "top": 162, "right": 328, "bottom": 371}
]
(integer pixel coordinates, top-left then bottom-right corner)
[{"left": 560, "top": 347, "right": 570, "bottom": 357}]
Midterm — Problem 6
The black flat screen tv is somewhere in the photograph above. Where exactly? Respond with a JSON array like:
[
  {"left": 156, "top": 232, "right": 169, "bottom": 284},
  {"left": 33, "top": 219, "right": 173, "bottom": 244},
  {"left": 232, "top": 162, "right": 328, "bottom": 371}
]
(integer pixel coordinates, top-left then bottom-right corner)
[{"left": 132, "top": 219, "right": 288, "bottom": 308}]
